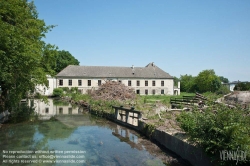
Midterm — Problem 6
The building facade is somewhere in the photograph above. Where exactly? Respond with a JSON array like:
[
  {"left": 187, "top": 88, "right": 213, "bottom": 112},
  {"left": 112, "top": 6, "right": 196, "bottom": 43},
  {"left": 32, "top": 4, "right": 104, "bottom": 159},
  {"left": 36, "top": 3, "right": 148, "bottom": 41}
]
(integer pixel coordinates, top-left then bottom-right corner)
[
  {"left": 35, "top": 75, "right": 57, "bottom": 96},
  {"left": 37, "top": 62, "right": 180, "bottom": 95},
  {"left": 56, "top": 62, "right": 178, "bottom": 95}
]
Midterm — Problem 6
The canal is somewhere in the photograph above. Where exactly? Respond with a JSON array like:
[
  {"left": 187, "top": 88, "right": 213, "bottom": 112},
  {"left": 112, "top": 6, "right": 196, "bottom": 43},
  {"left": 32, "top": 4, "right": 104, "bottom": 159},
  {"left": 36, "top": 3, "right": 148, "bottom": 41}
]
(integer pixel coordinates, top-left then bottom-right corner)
[{"left": 0, "top": 99, "right": 189, "bottom": 166}]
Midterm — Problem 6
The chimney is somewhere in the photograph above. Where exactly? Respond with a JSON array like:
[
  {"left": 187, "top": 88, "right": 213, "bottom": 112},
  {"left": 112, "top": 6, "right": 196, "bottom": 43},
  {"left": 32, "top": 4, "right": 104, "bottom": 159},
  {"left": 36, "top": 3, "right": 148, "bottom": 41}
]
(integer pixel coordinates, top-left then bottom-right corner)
[{"left": 132, "top": 65, "right": 135, "bottom": 74}]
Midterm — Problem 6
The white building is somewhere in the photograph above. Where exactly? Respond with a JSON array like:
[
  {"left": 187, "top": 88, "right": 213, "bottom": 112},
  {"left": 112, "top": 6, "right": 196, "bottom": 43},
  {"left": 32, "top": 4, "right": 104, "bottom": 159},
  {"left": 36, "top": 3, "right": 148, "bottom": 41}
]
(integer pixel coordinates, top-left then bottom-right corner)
[
  {"left": 37, "top": 62, "right": 180, "bottom": 96},
  {"left": 35, "top": 75, "right": 57, "bottom": 96}
]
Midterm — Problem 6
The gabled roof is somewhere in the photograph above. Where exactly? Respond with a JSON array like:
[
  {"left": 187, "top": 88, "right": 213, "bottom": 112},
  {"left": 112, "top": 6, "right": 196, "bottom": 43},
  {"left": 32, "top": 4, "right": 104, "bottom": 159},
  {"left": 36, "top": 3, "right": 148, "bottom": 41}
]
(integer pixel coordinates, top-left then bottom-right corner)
[{"left": 56, "top": 62, "right": 173, "bottom": 79}]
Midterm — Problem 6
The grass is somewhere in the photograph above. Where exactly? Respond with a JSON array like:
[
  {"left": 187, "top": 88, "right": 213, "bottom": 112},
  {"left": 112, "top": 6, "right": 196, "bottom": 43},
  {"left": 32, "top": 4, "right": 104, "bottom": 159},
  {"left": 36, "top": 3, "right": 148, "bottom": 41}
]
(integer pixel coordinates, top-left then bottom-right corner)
[{"left": 61, "top": 90, "right": 222, "bottom": 121}]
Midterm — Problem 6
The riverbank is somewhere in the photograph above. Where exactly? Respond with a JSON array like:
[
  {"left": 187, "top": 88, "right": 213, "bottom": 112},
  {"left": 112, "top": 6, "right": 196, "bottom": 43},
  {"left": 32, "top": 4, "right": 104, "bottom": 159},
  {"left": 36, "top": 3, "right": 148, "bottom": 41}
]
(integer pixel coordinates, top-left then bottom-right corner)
[{"left": 61, "top": 96, "right": 212, "bottom": 166}]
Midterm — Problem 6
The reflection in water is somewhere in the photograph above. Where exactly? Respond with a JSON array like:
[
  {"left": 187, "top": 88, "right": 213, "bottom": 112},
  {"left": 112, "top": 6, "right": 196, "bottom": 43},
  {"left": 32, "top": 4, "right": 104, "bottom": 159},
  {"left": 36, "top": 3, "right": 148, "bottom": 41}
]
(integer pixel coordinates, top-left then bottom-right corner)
[
  {"left": 30, "top": 99, "right": 83, "bottom": 120},
  {"left": 0, "top": 99, "right": 187, "bottom": 166}
]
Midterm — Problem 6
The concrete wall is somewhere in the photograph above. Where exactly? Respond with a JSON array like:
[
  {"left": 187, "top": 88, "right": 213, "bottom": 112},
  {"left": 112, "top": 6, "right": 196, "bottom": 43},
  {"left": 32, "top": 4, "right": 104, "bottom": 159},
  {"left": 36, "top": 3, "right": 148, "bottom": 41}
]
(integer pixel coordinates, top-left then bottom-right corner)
[{"left": 138, "top": 121, "right": 212, "bottom": 166}]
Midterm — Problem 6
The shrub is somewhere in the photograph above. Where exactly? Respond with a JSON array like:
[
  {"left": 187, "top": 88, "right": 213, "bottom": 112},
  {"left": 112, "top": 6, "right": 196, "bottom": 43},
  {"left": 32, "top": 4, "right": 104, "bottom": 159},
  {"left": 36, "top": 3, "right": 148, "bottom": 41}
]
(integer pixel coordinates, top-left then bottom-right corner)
[
  {"left": 216, "top": 85, "right": 231, "bottom": 95},
  {"left": 177, "top": 104, "right": 250, "bottom": 165},
  {"left": 53, "top": 88, "right": 64, "bottom": 97},
  {"left": 234, "top": 82, "right": 250, "bottom": 91}
]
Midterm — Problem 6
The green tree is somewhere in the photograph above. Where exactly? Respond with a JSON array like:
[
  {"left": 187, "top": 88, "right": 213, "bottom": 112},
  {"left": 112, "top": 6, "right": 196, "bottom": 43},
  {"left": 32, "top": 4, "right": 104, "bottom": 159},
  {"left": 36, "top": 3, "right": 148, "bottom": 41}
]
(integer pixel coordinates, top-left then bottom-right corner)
[
  {"left": 219, "top": 76, "right": 229, "bottom": 83},
  {"left": 54, "top": 50, "right": 79, "bottom": 73},
  {"left": 195, "top": 70, "right": 221, "bottom": 93},
  {"left": 234, "top": 82, "right": 250, "bottom": 91},
  {"left": 173, "top": 76, "right": 179, "bottom": 87},
  {"left": 0, "top": 0, "right": 57, "bottom": 113},
  {"left": 179, "top": 74, "right": 197, "bottom": 92}
]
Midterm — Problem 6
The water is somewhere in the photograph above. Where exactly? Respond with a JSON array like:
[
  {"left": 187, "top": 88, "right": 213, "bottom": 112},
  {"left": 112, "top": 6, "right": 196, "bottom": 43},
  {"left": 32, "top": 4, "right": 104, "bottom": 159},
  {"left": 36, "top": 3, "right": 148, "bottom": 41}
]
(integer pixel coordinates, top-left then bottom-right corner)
[{"left": 0, "top": 99, "right": 187, "bottom": 166}]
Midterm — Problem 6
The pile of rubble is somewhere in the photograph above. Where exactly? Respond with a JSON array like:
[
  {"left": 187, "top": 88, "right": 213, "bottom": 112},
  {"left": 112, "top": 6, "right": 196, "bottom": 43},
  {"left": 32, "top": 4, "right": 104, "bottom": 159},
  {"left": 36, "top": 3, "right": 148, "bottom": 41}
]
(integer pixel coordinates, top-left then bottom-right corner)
[
  {"left": 89, "top": 80, "right": 136, "bottom": 101},
  {"left": 224, "top": 91, "right": 250, "bottom": 109}
]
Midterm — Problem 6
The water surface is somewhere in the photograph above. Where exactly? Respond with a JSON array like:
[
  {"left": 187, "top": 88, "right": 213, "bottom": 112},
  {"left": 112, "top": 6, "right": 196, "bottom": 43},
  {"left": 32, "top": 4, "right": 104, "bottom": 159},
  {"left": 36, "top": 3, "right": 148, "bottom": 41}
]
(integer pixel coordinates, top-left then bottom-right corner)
[{"left": 0, "top": 99, "right": 187, "bottom": 166}]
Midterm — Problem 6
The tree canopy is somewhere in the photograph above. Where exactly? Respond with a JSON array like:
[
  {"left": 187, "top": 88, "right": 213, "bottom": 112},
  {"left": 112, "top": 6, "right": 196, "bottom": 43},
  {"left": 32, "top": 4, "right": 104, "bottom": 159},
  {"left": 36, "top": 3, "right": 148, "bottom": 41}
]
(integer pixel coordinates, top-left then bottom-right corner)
[
  {"left": 219, "top": 76, "right": 229, "bottom": 83},
  {"left": 234, "top": 82, "right": 250, "bottom": 91},
  {"left": 179, "top": 70, "right": 225, "bottom": 93},
  {"left": 0, "top": 0, "right": 57, "bottom": 112},
  {"left": 54, "top": 50, "right": 80, "bottom": 73},
  {"left": 179, "top": 74, "right": 197, "bottom": 92},
  {"left": 195, "top": 69, "right": 221, "bottom": 93}
]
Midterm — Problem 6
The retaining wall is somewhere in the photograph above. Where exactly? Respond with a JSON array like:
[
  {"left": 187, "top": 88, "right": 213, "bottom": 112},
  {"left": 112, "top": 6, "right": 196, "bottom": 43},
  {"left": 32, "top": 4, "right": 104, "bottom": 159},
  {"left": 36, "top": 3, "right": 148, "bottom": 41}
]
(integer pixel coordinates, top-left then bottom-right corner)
[{"left": 138, "top": 121, "right": 212, "bottom": 166}]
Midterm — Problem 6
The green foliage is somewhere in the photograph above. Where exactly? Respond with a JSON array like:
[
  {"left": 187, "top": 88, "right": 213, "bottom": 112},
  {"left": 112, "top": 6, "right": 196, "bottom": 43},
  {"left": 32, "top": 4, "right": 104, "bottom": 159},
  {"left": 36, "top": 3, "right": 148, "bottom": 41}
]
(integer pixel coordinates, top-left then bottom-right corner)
[
  {"left": 10, "top": 103, "right": 36, "bottom": 123},
  {"left": 195, "top": 69, "right": 221, "bottom": 93},
  {"left": 179, "top": 74, "right": 197, "bottom": 92},
  {"left": 215, "top": 85, "right": 230, "bottom": 95},
  {"left": 177, "top": 104, "right": 250, "bottom": 165},
  {"left": 70, "top": 87, "right": 79, "bottom": 93},
  {"left": 180, "top": 71, "right": 229, "bottom": 94},
  {"left": 0, "top": 0, "right": 57, "bottom": 113},
  {"left": 53, "top": 88, "right": 64, "bottom": 97},
  {"left": 53, "top": 99, "right": 69, "bottom": 106},
  {"left": 143, "top": 123, "right": 156, "bottom": 138},
  {"left": 54, "top": 50, "right": 79, "bottom": 73},
  {"left": 234, "top": 82, "right": 250, "bottom": 91},
  {"left": 61, "top": 87, "right": 70, "bottom": 93},
  {"left": 89, "top": 99, "right": 121, "bottom": 113},
  {"left": 173, "top": 76, "right": 180, "bottom": 86},
  {"left": 219, "top": 76, "right": 229, "bottom": 84}
]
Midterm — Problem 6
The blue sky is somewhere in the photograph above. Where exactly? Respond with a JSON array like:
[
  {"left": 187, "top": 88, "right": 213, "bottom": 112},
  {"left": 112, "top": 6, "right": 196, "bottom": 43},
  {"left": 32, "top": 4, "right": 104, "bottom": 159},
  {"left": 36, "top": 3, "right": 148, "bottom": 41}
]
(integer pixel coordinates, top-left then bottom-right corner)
[{"left": 34, "top": 0, "right": 250, "bottom": 82}]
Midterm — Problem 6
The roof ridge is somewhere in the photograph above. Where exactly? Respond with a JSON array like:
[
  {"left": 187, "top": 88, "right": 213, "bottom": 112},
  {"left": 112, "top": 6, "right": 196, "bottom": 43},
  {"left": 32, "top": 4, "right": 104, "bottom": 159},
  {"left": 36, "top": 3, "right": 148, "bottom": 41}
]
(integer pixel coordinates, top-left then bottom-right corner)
[{"left": 56, "top": 63, "right": 173, "bottom": 78}]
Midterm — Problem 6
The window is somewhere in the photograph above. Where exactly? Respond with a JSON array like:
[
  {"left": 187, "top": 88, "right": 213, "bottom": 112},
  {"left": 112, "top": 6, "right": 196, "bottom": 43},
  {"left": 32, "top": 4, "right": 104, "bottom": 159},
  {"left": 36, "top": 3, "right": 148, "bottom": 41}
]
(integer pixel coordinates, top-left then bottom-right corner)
[
  {"left": 88, "top": 80, "right": 91, "bottom": 86},
  {"left": 128, "top": 80, "right": 131, "bottom": 86},
  {"left": 68, "top": 80, "right": 72, "bottom": 86},
  {"left": 78, "top": 80, "right": 82, "bottom": 86},
  {"left": 145, "top": 89, "right": 148, "bottom": 95},
  {"left": 161, "top": 81, "right": 164, "bottom": 86},
  {"left": 145, "top": 80, "right": 148, "bottom": 86},
  {"left": 152, "top": 89, "right": 155, "bottom": 95},
  {"left": 136, "top": 90, "right": 140, "bottom": 94},
  {"left": 59, "top": 79, "right": 63, "bottom": 86},
  {"left": 137, "top": 80, "right": 140, "bottom": 86},
  {"left": 68, "top": 108, "right": 72, "bottom": 114},
  {"left": 161, "top": 90, "right": 164, "bottom": 94},
  {"left": 45, "top": 108, "right": 49, "bottom": 113},
  {"left": 98, "top": 80, "right": 101, "bottom": 86},
  {"left": 152, "top": 81, "right": 155, "bottom": 86},
  {"left": 59, "top": 108, "right": 63, "bottom": 114}
]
